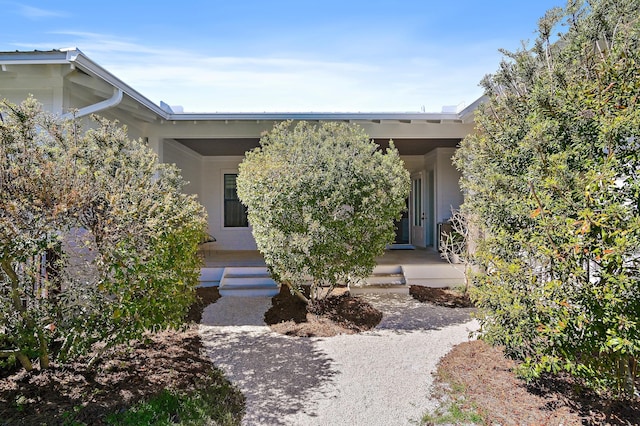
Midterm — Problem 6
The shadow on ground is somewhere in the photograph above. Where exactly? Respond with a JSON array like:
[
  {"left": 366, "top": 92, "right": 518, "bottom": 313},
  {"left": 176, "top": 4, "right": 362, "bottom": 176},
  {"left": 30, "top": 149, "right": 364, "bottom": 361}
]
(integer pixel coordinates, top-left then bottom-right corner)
[
  {"left": 199, "top": 299, "right": 337, "bottom": 425},
  {"left": 359, "top": 293, "right": 474, "bottom": 333},
  {"left": 198, "top": 292, "right": 476, "bottom": 425}
]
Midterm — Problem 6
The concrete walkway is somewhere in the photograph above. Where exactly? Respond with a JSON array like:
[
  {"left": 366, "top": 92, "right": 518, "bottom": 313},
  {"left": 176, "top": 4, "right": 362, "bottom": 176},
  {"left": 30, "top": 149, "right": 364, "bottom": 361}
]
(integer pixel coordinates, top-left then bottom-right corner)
[{"left": 199, "top": 293, "right": 478, "bottom": 426}]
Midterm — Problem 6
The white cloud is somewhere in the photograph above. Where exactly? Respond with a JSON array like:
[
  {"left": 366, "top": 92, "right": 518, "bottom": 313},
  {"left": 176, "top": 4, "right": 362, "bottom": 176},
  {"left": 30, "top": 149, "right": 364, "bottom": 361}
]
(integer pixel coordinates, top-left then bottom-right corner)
[{"left": 18, "top": 5, "right": 67, "bottom": 19}]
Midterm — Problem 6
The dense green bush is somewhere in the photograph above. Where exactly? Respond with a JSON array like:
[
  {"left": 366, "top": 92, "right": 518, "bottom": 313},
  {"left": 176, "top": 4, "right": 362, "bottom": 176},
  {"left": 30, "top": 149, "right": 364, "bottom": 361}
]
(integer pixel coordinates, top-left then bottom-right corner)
[
  {"left": 456, "top": 0, "right": 640, "bottom": 398},
  {"left": 0, "top": 98, "right": 207, "bottom": 370},
  {"left": 237, "top": 121, "right": 409, "bottom": 303}
]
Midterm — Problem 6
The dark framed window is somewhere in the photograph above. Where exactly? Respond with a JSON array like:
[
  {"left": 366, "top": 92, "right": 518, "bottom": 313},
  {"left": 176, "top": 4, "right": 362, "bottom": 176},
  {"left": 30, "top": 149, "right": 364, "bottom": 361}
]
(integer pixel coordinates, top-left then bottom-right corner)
[{"left": 224, "top": 174, "right": 248, "bottom": 227}]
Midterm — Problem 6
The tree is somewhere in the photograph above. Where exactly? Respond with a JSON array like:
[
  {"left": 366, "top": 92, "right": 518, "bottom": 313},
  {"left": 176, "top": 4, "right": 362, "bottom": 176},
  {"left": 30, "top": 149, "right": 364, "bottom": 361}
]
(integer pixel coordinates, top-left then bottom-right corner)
[
  {"left": 237, "top": 121, "right": 410, "bottom": 304},
  {"left": 455, "top": 0, "right": 640, "bottom": 398},
  {"left": 0, "top": 97, "right": 207, "bottom": 371}
]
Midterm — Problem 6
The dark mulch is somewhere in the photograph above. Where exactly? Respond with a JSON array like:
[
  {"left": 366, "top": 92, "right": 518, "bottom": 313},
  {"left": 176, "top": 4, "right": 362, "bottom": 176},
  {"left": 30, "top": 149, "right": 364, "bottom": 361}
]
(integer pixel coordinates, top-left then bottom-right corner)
[
  {"left": 186, "top": 286, "right": 222, "bottom": 323},
  {"left": 0, "top": 287, "right": 244, "bottom": 426},
  {"left": 264, "top": 285, "right": 383, "bottom": 337},
  {"left": 435, "top": 340, "right": 640, "bottom": 425},
  {"left": 409, "top": 285, "right": 473, "bottom": 308}
]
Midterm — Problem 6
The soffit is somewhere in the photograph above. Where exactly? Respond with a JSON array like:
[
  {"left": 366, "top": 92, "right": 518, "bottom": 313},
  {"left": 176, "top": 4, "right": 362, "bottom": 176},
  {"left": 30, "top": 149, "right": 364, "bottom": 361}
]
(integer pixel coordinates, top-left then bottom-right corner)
[{"left": 174, "top": 138, "right": 461, "bottom": 156}]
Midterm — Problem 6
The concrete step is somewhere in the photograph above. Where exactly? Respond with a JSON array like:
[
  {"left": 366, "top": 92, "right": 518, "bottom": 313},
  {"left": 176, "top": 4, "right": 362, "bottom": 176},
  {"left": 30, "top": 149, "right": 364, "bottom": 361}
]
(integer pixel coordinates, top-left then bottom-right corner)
[
  {"left": 198, "top": 267, "right": 224, "bottom": 287},
  {"left": 219, "top": 267, "right": 280, "bottom": 297},
  {"left": 366, "top": 273, "right": 406, "bottom": 285},
  {"left": 406, "top": 278, "right": 465, "bottom": 287},
  {"left": 351, "top": 265, "right": 408, "bottom": 294},
  {"left": 350, "top": 285, "right": 410, "bottom": 295}
]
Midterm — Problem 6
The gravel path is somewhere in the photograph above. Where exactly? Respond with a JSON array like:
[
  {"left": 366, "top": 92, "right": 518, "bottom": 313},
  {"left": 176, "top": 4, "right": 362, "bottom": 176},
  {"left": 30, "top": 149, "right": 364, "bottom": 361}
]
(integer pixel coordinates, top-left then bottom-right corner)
[{"left": 199, "top": 293, "right": 478, "bottom": 426}]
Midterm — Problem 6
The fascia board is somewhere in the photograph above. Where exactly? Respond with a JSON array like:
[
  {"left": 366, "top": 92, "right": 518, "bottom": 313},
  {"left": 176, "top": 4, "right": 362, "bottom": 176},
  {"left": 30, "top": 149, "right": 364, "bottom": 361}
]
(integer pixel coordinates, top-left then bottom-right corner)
[
  {"left": 458, "top": 96, "right": 487, "bottom": 122},
  {"left": 65, "top": 50, "right": 168, "bottom": 119},
  {"left": 0, "top": 51, "right": 69, "bottom": 64},
  {"left": 166, "top": 112, "right": 462, "bottom": 122}
]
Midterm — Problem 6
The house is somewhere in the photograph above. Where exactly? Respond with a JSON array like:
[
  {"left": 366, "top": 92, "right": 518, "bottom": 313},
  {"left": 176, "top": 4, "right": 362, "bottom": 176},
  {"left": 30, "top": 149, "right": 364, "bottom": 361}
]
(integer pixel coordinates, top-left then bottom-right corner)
[{"left": 0, "top": 48, "right": 478, "bottom": 254}]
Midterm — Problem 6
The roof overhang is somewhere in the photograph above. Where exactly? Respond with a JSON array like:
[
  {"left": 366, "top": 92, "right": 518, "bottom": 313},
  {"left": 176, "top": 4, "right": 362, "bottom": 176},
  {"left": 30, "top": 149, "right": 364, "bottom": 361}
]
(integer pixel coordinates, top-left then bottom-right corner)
[{"left": 174, "top": 137, "right": 461, "bottom": 156}]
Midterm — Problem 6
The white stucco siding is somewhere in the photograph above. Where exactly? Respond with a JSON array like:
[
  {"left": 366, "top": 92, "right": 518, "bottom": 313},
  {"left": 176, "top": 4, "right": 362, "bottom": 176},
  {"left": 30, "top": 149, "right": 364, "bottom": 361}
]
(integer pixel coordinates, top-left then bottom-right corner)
[
  {"left": 163, "top": 139, "right": 203, "bottom": 197},
  {"left": 435, "top": 148, "right": 463, "bottom": 223},
  {"left": 361, "top": 121, "right": 474, "bottom": 140},
  {"left": 1, "top": 87, "right": 56, "bottom": 110},
  {"left": 0, "top": 65, "right": 65, "bottom": 113},
  {"left": 200, "top": 156, "right": 257, "bottom": 250},
  {"left": 400, "top": 155, "right": 426, "bottom": 174}
]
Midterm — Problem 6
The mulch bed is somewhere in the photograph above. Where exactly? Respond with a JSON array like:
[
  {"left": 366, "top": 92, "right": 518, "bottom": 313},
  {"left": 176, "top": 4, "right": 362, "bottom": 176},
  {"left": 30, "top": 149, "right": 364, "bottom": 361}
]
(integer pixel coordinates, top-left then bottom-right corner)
[
  {"left": 434, "top": 340, "right": 640, "bottom": 425},
  {"left": 409, "top": 285, "right": 473, "bottom": 308},
  {"left": 4, "top": 285, "right": 637, "bottom": 425},
  {"left": 186, "top": 286, "right": 222, "bottom": 323},
  {"left": 264, "top": 285, "right": 383, "bottom": 337},
  {"left": 0, "top": 287, "right": 244, "bottom": 425},
  {"left": 407, "top": 286, "right": 638, "bottom": 424}
]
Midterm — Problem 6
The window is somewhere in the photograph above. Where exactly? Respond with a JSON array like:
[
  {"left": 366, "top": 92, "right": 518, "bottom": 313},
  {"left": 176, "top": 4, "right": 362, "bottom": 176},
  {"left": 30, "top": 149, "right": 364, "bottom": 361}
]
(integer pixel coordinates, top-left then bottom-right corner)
[
  {"left": 224, "top": 174, "right": 248, "bottom": 227},
  {"left": 412, "top": 177, "right": 422, "bottom": 226}
]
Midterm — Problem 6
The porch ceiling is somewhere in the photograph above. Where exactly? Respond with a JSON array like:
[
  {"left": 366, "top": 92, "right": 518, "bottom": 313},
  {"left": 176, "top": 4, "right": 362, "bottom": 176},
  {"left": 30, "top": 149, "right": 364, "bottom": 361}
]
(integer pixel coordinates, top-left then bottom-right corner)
[
  {"left": 174, "top": 137, "right": 461, "bottom": 156},
  {"left": 176, "top": 138, "right": 260, "bottom": 156}
]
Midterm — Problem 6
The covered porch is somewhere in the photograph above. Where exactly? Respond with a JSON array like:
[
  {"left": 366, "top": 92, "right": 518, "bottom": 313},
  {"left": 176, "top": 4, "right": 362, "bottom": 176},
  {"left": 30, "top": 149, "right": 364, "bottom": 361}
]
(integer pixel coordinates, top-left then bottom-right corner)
[
  {"left": 160, "top": 112, "right": 476, "bottom": 253},
  {"left": 198, "top": 248, "right": 465, "bottom": 295}
]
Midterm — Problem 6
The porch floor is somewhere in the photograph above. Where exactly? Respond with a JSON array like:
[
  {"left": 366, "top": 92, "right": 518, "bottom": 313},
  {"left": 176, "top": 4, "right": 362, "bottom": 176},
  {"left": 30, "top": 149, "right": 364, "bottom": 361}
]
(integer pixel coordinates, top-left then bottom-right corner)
[{"left": 200, "top": 248, "right": 465, "bottom": 288}]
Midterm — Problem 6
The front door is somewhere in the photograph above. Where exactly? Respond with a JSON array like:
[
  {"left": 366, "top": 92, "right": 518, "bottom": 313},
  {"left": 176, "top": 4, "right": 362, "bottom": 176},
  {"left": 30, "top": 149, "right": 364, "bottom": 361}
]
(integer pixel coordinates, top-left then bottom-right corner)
[{"left": 410, "top": 173, "right": 425, "bottom": 247}]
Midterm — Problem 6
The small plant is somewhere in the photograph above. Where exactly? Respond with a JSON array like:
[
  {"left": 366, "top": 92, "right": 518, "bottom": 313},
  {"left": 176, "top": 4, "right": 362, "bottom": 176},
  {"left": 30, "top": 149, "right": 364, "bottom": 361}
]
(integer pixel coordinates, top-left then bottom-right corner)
[
  {"left": 422, "top": 373, "right": 485, "bottom": 425},
  {"left": 439, "top": 208, "right": 472, "bottom": 293},
  {"left": 421, "top": 398, "right": 484, "bottom": 425},
  {"left": 14, "top": 394, "right": 29, "bottom": 412},
  {"left": 60, "top": 405, "right": 85, "bottom": 426},
  {"left": 105, "top": 379, "right": 243, "bottom": 426}
]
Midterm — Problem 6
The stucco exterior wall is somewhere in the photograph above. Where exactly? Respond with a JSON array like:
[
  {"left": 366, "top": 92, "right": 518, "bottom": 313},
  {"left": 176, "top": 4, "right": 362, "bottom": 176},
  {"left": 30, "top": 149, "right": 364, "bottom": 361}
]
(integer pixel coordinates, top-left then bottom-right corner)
[
  {"left": 435, "top": 147, "right": 463, "bottom": 223},
  {"left": 200, "top": 156, "right": 257, "bottom": 250},
  {"left": 0, "top": 64, "right": 65, "bottom": 112},
  {"left": 400, "top": 155, "right": 426, "bottom": 174},
  {"left": 163, "top": 139, "right": 202, "bottom": 197}
]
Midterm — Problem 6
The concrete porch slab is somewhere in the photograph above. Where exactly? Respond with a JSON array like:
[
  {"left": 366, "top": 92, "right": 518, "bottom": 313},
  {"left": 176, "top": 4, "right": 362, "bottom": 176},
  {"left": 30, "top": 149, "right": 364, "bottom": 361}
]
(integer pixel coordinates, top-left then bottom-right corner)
[{"left": 201, "top": 248, "right": 465, "bottom": 289}]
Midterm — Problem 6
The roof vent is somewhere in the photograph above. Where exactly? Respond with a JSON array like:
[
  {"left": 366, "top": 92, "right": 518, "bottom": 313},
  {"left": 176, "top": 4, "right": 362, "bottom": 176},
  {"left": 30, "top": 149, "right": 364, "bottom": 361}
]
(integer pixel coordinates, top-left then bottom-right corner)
[
  {"left": 441, "top": 102, "right": 467, "bottom": 114},
  {"left": 160, "top": 101, "right": 174, "bottom": 113},
  {"left": 160, "top": 101, "right": 184, "bottom": 114}
]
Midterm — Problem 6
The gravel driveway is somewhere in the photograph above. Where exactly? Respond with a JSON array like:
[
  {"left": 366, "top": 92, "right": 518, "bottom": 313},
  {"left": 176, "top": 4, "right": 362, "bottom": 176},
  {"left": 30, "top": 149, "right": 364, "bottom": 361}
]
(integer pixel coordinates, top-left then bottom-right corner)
[{"left": 199, "top": 293, "right": 478, "bottom": 426}]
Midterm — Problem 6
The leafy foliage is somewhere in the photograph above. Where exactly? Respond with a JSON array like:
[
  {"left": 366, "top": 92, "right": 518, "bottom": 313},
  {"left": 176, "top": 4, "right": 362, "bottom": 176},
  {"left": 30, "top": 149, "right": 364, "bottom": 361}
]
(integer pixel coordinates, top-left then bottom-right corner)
[
  {"left": 0, "top": 97, "right": 207, "bottom": 371},
  {"left": 237, "top": 121, "right": 410, "bottom": 303},
  {"left": 456, "top": 0, "right": 640, "bottom": 398}
]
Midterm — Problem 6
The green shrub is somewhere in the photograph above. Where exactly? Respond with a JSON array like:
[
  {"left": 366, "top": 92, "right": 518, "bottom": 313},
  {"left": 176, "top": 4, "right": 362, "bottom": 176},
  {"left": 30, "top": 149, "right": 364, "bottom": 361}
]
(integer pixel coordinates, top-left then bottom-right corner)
[
  {"left": 237, "top": 121, "right": 409, "bottom": 304},
  {"left": 456, "top": 0, "right": 640, "bottom": 398},
  {"left": 0, "top": 98, "right": 207, "bottom": 370}
]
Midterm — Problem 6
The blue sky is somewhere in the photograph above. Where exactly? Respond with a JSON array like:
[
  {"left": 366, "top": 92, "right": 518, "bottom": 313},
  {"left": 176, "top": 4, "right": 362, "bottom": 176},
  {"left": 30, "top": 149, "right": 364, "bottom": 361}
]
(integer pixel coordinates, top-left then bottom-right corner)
[{"left": 2, "top": 1, "right": 564, "bottom": 112}]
